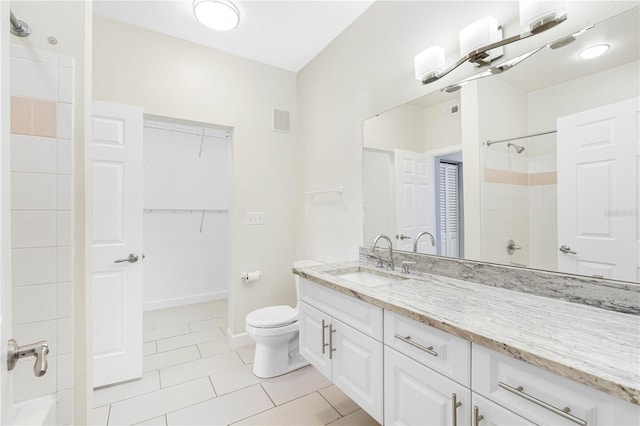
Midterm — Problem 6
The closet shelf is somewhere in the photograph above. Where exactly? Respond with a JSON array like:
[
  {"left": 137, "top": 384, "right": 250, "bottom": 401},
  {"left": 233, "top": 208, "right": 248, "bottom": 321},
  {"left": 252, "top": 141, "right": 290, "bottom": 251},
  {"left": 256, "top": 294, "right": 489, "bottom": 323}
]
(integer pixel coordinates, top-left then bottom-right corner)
[
  {"left": 304, "top": 186, "right": 344, "bottom": 197},
  {"left": 143, "top": 209, "right": 228, "bottom": 214}
]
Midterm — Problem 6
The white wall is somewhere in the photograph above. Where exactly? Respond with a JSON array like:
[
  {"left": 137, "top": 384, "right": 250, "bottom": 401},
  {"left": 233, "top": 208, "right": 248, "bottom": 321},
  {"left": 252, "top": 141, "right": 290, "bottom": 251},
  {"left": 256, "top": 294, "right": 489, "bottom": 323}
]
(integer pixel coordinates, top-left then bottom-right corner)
[
  {"left": 363, "top": 149, "right": 394, "bottom": 245},
  {"left": 93, "top": 17, "right": 298, "bottom": 339},
  {"left": 363, "top": 104, "right": 425, "bottom": 152},
  {"left": 424, "top": 98, "right": 462, "bottom": 152}
]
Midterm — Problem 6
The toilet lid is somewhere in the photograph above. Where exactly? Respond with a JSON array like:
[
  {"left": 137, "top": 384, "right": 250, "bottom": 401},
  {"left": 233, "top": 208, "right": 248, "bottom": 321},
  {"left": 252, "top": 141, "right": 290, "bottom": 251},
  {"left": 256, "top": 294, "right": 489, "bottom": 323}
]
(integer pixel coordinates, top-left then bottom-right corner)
[{"left": 246, "top": 305, "right": 298, "bottom": 328}]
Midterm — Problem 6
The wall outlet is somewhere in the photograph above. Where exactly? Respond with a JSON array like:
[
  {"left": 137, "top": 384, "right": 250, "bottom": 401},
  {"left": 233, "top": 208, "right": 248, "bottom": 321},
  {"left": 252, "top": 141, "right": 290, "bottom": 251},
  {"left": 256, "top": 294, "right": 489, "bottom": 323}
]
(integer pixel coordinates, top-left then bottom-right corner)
[{"left": 246, "top": 212, "right": 264, "bottom": 225}]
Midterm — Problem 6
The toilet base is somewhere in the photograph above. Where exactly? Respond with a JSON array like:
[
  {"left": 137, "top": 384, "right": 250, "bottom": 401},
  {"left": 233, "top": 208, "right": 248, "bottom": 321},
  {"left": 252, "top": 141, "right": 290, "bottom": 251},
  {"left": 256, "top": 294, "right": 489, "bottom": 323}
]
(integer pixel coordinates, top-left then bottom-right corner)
[
  {"left": 251, "top": 335, "right": 309, "bottom": 379},
  {"left": 252, "top": 353, "right": 309, "bottom": 379}
]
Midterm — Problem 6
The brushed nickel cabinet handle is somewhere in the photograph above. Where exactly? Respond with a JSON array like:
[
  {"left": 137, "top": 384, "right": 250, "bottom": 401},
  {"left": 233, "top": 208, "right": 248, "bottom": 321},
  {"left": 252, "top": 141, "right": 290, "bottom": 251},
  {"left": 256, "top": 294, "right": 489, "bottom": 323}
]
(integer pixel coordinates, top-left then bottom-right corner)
[
  {"left": 452, "top": 393, "right": 462, "bottom": 426},
  {"left": 473, "top": 406, "right": 484, "bottom": 426},
  {"left": 498, "top": 381, "right": 587, "bottom": 426},
  {"left": 329, "top": 324, "right": 337, "bottom": 359},
  {"left": 394, "top": 334, "right": 438, "bottom": 357},
  {"left": 321, "top": 319, "right": 329, "bottom": 354}
]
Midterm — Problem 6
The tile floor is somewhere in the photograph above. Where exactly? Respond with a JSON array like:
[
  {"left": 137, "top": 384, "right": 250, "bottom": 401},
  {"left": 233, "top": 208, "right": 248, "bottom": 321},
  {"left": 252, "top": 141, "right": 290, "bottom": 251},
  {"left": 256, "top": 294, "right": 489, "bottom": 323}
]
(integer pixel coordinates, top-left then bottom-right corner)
[{"left": 92, "top": 300, "right": 380, "bottom": 426}]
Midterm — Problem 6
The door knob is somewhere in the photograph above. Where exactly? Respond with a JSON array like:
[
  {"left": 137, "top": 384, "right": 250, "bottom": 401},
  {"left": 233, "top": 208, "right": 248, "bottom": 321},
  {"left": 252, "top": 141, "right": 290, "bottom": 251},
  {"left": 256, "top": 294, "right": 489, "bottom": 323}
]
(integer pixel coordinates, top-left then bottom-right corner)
[
  {"left": 114, "top": 253, "right": 139, "bottom": 264},
  {"left": 7, "top": 339, "right": 49, "bottom": 377},
  {"left": 559, "top": 245, "right": 577, "bottom": 255}
]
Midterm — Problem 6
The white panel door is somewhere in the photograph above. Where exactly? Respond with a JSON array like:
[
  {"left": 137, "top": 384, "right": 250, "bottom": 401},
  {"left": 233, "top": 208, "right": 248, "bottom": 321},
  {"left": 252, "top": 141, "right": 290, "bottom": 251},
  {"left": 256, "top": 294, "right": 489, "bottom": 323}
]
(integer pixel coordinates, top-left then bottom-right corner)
[
  {"left": 557, "top": 97, "right": 639, "bottom": 281},
  {"left": 92, "top": 100, "right": 143, "bottom": 388},
  {"left": 385, "top": 346, "right": 470, "bottom": 426},
  {"left": 395, "top": 149, "right": 436, "bottom": 253},
  {"left": 332, "top": 319, "right": 383, "bottom": 424},
  {"left": 298, "top": 301, "right": 332, "bottom": 380}
]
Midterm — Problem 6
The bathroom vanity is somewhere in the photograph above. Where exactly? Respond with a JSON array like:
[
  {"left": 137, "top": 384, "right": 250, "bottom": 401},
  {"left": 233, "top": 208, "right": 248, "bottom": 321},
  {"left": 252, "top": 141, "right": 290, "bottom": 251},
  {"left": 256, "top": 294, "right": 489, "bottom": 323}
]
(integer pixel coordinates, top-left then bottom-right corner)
[{"left": 294, "top": 260, "right": 640, "bottom": 425}]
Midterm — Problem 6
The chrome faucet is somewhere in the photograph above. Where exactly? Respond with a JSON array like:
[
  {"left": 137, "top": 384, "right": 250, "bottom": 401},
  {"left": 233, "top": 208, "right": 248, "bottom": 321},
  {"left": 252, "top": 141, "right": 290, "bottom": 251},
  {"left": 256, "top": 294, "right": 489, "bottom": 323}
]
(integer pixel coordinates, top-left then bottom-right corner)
[
  {"left": 371, "top": 234, "right": 394, "bottom": 271},
  {"left": 413, "top": 231, "right": 435, "bottom": 253},
  {"left": 7, "top": 339, "right": 49, "bottom": 377}
]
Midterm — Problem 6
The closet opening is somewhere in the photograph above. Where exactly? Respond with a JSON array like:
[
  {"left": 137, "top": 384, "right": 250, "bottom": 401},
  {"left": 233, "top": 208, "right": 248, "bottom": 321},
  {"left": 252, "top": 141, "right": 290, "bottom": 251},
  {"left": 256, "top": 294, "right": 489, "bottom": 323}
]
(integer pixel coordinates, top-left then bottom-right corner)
[{"left": 434, "top": 152, "right": 464, "bottom": 258}]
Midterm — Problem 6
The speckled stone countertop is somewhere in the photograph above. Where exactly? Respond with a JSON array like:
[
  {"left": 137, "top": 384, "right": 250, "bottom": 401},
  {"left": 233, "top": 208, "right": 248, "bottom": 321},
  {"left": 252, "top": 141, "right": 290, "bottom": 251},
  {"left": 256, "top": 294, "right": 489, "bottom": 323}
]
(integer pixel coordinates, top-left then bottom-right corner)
[{"left": 293, "top": 261, "right": 640, "bottom": 406}]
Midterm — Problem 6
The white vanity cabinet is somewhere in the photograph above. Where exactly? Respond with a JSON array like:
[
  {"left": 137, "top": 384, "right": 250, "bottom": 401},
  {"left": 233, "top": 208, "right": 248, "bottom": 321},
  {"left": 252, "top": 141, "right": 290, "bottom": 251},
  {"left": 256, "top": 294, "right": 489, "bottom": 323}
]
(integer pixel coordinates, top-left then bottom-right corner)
[
  {"left": 472, "top": 344, "right": 640, "bottom": 425},
  {"left": 471, "top": 393, "right": 535, "bottom": 425},
  {"left": 298, "top": 279, "right": 383, "bottom": 423}
]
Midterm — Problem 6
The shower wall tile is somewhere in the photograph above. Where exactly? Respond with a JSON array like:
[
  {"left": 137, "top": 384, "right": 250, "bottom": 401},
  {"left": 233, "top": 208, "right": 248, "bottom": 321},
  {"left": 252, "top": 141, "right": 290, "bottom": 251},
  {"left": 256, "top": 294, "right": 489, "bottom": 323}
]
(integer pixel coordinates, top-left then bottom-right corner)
[
  {"left": 58, "top": 68, "right": 74, "bottom": 103},
  {"left": 57, "top": 139, "right": 73, "bottom": 175},
  {"left": 56, "top": 175, "right": 73, "bottom": 211},
  {"left": 13, "top": 354, "right": 58, "bottom": 402},
  {"left": 11, "top": 57, "right": 57, "bottom": 100},
  {"left": 12, "top": 247, "right": 57, "bottom": 286},
  {"left": 57, "top": 102, "right": 73, "bottom": 139},
  {"left": 57, "top": 353, "right": 73, "bottom": 390},
  {"left": 58, "top": 55, "right": 75, "bottom": 69},
  {"left": 12, "top": 283, "right": 58, "bottom": 325},
  {"left": 11, "top": 211, "right": 57, "bottom": 248},
  {"left": 57, "top": 389, "right": 73, "bottom": 426},
  {"left": 11, "top": 134, "right": 58, "bottom": 173},
  {"left": 32, "top": 99, "right": 57, "bottom": 137},
  {"left": 57, "top": 247, "right": 72, "bottom": 282},
  {"left": 11, "top": 44, "right": 58, "bottom": 66},
  {"left": 57, "top": 211, "right": 72, "bottom": 246},
  {"left": 57, "top": 317, "right": 73, "bottom": 355},
  {"left": 57, "top": 282, "right": 73, "bottom": 318},
  {"left": 11, "top": 172, "right": 57, "bottom": 210},
  {"left": 13, "top": 320, "right": 58, "bottom": 356},
  {"left": 10, "top": 96, "right": 32, "bottom": 134}
]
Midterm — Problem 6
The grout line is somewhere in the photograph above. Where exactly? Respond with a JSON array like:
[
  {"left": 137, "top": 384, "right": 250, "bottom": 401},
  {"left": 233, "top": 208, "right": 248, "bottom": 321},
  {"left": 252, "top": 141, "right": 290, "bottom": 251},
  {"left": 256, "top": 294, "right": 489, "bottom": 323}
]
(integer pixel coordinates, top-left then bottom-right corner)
[
  {"left": 106, "top": 404, "right": 112, "bottom": 426},
  {"left": 208, "top": 375, "right": 218, "bottom": 397},
  {"left": 317, "top": 389, "right": 345, "bottom": 418},
  {"left": 259, "top": 383, "right": 277, "bottom": 407}
]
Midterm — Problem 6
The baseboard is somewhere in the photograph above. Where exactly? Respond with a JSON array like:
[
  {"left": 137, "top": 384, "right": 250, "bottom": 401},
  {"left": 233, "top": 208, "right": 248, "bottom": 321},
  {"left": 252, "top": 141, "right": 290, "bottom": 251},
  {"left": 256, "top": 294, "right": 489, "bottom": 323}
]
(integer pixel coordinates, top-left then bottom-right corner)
[
  {"left": 226, "top": 330, "right": 253, "bottom": 348},
  {"left": 143, "top": 291, "right": 228, "bottom": 311}
]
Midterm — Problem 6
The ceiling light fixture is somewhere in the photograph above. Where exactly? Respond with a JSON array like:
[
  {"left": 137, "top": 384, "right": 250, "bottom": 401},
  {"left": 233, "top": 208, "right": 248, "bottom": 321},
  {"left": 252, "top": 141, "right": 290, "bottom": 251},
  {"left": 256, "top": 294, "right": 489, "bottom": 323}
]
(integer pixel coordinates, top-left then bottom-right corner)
[
  {"left": 415, "top": 0, "right": 567, "bottom": 85},
  {"left": 578, "top": 44, "right": 610, "bottom": 59},
  {"left": 193, "top": 0, "right": 240, "bottom": 31}
]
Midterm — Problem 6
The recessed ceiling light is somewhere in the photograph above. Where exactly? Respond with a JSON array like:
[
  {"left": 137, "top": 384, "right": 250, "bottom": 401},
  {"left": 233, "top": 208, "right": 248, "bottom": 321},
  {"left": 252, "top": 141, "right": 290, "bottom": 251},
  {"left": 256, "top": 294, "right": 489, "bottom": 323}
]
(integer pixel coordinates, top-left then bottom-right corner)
[
  {"left": 578, "top": 44, "right": 610, "bottom": 59},
  {"left": 193, "top": 0, "right": 240, "bottom": 31}
]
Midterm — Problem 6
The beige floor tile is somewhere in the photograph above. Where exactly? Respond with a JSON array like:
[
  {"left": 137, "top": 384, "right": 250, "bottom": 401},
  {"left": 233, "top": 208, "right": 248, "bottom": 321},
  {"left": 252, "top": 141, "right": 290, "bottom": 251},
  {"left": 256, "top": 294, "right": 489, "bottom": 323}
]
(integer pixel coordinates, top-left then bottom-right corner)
[
  {"left": 92, "top": 405, "right": 110, "bottom": 426},
  {"left": 94, "top": 371, "right": 161, "bottom": 407},
  {"left": 210, "top": 363, "right": 263, "bottom": 395},
  {"left": 108, "top": 378, "right": 215, "bottom": 426},
  {"left": 143, "top": 346, "right": 201, "bottom": 373},
  {"left": 234, "top": 392, "right": 340, "bottom": 425},
  {"left": 189, "top": 317, "right": 227, "bottom": 333},
  {"left": 236, "top": 344, "right": 255, "bottom": 364},
  {"left": 144, "top": 324, "right": 190, "bottom": 342},
  {"left": 145, "top": 310, "right": 212, "bottom": 330},
  {"left": 143, "top": 341, "right": 157, "bottom": 357},
  {"left": 327, "top": 409, "right": 380, "bottom": 425},
  {"left": 197, "top": 339, "right": 233, "bottom": 358},
  {"left": 208, "top": 299, "right": 228, "bottom": 318},
  {"left": 160, "top": 351, "right": 244, "bottom": 388},
  {"left": 261, "top": 365, "right": 332, "bottom": 406},
  {"left": 167, "top": 384, "right": 273, "bottom": 426},
  {"left": 156, "top": 328, "right": 225, "bottom": 353},
  {"left": 133, "top": 415, "right": 167, "bottom": 425},
  {"left": 319, "top": 385, "right": 360, "bottom": 416}
]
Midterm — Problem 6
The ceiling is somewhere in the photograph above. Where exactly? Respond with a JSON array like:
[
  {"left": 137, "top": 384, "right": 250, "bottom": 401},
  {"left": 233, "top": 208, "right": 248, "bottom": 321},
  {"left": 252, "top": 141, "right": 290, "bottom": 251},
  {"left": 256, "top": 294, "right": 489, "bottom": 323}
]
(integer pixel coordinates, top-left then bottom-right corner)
[{"left": 93, "top": 0, "right": 375, "bottom": 72}]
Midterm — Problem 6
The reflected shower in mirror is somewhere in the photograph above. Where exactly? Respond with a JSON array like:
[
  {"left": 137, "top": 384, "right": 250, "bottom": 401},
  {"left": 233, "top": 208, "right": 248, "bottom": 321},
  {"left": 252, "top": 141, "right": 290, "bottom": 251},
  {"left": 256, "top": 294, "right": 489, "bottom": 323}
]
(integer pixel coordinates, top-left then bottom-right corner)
[{"left": 362, "top": 7, "right": 640, "bottom": 283}]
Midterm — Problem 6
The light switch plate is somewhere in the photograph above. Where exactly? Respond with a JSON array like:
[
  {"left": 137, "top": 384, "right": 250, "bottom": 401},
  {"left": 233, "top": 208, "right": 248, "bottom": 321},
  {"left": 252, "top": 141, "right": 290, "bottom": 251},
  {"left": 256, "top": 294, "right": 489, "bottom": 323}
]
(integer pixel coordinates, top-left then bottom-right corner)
[{"left": 246, "top": 212, "right": 264, "bottom": 225}]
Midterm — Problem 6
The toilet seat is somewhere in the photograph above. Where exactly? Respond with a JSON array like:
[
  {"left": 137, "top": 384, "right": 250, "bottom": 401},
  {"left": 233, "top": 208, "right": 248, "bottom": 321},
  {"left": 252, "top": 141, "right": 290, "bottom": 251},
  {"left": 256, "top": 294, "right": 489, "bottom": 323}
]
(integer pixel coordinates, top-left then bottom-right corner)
[{"left": 246, "top": 305, "right": 298, "bottom": 328}]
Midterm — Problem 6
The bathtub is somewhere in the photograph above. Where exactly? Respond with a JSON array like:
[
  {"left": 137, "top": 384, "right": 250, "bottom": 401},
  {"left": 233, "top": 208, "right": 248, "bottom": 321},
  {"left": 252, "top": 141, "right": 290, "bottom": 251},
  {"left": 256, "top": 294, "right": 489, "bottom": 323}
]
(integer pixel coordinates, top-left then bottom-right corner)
[{"left": 13, "top": 395, "right": 56, "bottom": 425}]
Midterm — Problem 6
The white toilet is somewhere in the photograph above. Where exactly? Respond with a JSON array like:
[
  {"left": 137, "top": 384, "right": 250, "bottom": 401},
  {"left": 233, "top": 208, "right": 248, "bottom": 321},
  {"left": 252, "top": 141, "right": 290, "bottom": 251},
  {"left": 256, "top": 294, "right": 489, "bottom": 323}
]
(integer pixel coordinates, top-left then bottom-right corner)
[{"left": 245, "top": 260, "right": 321, "bottom": 378}]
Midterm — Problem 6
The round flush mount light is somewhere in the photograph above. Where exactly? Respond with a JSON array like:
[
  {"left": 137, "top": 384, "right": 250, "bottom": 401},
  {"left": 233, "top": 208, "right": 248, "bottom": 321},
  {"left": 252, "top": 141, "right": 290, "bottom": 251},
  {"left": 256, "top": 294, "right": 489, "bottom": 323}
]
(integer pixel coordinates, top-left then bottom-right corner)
[
  {"left": 193, "top": 0, "right": 240, "bottom": 31},
  {"left": 578, "top": 44, "right": 609, "bottom": 59}
]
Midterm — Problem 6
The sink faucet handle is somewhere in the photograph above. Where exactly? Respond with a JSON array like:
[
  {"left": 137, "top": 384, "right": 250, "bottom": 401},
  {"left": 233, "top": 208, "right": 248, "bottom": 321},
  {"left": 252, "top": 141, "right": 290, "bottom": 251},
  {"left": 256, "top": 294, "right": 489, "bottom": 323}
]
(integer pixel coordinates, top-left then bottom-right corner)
[{"left": 401, "top": 261, "right": 417, "bottom": 274}]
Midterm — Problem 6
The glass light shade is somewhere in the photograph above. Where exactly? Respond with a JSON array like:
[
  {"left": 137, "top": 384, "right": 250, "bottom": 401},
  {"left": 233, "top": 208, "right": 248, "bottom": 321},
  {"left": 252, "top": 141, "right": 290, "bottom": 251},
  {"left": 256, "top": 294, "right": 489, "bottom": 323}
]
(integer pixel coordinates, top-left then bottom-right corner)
[
  {"left": 459, "top": 16, "right": 501, "bottom": 56},
  {"left": 519, "top": 0, "right": 566, "bottom": 32},
  {"left": 579, "top": 44, "right": 609, "bottom": 59},
  {"left": 414, "top": 46, "right": 445, "bottom": 81},
  {"left": 193, "top": 0, "right": 240, "bottom": 31}
]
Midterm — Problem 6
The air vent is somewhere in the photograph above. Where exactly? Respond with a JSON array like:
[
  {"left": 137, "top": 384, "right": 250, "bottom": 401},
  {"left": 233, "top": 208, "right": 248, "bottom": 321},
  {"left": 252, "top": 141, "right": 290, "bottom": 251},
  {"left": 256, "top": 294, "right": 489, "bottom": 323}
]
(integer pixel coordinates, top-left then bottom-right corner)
[
  {"left": 272, "top": 108, "right": 290, "bottom": 133},
  {"left": 443, "top": 104, "right": 460, "bottom": 116}
]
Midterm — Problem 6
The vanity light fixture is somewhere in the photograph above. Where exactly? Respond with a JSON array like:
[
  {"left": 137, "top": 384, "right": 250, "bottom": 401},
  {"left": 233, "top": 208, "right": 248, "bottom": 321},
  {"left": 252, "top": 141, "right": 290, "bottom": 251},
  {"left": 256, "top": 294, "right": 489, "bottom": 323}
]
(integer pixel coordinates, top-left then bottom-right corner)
[
  {"left": 193, "top": 0, "right": 240, "bottom": 31},
  {"left": 415, "top": 0, "right": 567, "bottom": 85},
  {"left": 578, "top": 44, "right": 610, "bottom": 59}
]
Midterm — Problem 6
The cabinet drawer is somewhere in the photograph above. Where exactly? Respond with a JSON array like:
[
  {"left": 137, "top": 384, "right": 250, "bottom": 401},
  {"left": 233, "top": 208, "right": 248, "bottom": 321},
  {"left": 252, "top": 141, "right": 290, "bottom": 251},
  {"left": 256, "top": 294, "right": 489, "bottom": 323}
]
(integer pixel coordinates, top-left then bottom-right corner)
[
  {"left": 299, "top": 278, "right": 383, "bottom": 340},
  {"left": 471, "top": 392, "right": 534, "bottom": 425},
  {"left": 384, "top": 310, "right": 470, "bottom": 386},
  {"left": 472, "top": 344, "right": 640, "bottom": 425},
  {"left": 385, "top": 346, "right": 470, "bottom": 426}
]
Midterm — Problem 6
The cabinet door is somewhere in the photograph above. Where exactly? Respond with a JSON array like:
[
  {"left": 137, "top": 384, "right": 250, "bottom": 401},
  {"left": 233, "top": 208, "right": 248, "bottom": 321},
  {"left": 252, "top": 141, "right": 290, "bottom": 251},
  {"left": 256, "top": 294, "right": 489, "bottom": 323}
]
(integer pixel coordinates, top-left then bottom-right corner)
[
  {"left": 332, "top": 318, "right": 383, "bottom": 424},
  {"left": 299, "top": 301, "right": 332, "bottom": 380},
  {"left": 385, "top": 346, "right": 470, "bottom": 426},
  {"left": 472, "top": 393, "right": 534, "bottom": 425}
]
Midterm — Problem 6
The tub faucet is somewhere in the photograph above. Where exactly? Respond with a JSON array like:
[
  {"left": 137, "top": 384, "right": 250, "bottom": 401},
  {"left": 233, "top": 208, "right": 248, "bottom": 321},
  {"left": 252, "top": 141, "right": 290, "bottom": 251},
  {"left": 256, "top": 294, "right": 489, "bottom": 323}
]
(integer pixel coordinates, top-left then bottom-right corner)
[
  {"left": 371, "top": 234, "right": 394, "bottom": 271},
  {"left": 413, "top": 231, "right": 435, "bottom": 253}
]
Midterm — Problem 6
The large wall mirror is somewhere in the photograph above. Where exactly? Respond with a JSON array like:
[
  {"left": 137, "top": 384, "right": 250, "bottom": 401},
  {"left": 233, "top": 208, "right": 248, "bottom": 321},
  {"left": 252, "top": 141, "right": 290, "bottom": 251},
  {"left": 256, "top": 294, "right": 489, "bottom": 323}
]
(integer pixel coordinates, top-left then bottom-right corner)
[{"left": 363, "top": 7, "right": 639, "bottom": 283}]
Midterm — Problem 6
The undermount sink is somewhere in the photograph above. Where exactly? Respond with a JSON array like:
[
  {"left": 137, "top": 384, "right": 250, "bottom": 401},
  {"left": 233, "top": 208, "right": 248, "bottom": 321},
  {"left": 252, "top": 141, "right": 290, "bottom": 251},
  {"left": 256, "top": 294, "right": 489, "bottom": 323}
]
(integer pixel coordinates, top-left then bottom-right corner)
[{"left": 333, "top": 268, "right": 407, "bottom": 287}]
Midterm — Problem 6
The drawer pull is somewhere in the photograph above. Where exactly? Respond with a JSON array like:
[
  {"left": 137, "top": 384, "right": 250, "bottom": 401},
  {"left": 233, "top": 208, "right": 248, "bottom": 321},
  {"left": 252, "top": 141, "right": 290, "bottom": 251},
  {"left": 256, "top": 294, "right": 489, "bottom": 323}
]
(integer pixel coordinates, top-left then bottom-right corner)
[
  {"left": 498, "top": 381, "right": 587, "bottom": 426},
  {"left": 321, "top": 320, "right": 329, "bottom": 354},
  {"left": 452, "top": 393, "right": 462, "bottom": 426},
  {"left": 394, "top": 334, "right": 438, "bottom": 357},
  {"left": 473, "top": 406, "right": 484, "bottom": 426},
  {"left": 329, "top": 324, "right": 337, "bottom": 359}
]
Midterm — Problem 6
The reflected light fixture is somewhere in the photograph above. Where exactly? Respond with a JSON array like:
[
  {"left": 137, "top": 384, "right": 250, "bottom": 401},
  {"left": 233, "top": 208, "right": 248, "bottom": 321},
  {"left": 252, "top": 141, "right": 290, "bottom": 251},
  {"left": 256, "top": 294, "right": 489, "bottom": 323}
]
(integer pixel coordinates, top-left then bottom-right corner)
[
  {"left": 579, "top": 44, "right": 610, "bottom": 59},
  {"left": 415, "top": 0, "right": 567, "bottom": 85},
  {"left": 193, "top": 0, "right": 240, "bottom": 31}
]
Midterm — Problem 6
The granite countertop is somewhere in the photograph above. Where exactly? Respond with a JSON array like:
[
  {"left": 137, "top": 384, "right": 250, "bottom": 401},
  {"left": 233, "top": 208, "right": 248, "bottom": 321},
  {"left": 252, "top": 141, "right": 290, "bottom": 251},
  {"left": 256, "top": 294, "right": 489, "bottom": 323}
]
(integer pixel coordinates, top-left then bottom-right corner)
[{"left": 293, "top": 261, "right": 640, "bottom": 406}]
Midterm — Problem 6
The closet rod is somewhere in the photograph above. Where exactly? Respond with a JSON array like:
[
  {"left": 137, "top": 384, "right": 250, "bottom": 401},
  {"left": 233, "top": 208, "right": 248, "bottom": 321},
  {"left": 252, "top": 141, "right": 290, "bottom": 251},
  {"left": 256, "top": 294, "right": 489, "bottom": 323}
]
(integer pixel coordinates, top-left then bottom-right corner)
[
  {"left": 143, "top": 123, "right": 229, "bottom": 140},
  {"left": 143, "top": 209, "right": 228, "bottom": 214},
  {"left": 485, "top": 130, "right": 556, "bottom": 147}
]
